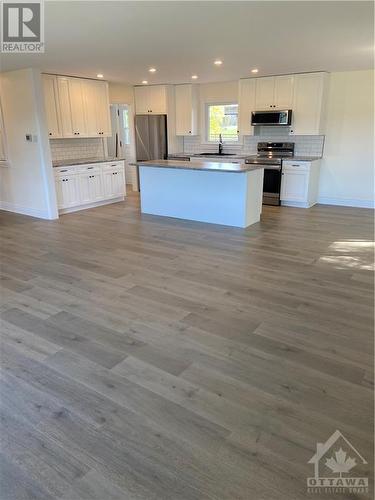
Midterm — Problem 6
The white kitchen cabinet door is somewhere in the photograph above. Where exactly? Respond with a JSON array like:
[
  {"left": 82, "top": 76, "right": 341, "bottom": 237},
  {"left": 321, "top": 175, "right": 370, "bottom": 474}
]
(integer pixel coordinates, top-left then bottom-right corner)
[
  {"left": 103, "top": 169, "right": 125, "bottom": 198},
  {"left": 79, "top": 172, "right": 103, "bottom": 204},
  {"left": 42, "top": 74, "right": 62, "bottom": 138},
  {"left": 80, "top": 80, "right": 112, "bottom": 138},
  {"left": 292, "top": 73, "right": 326, "bottom": 135},
  {"left": 175, "top": 84, "right": 198, "bottom": 136},
  {"left": 238, "top": 78, "right": 256, "bottom": 136},
  {"left": 280, "top": 169, "right": 309, "bottom": 202},
  {"left": 68, "top": 78, "right": 87, "bottom": 137},
  {"left": 255, "top": 77, "right": 275, "bottom": 110},
  {"left": 148, "top": 85, "right": 167, "bottom": 114},
  {"left": 135, "top": 85, "right": 167, "bottom": 114},
  {"left": 57, "top": 77, "right": 74, "bottom": 137},
  {"left": 274, "top": 75, "right": 294, "bottom": 109},
  {"left": 134, "top": 86, "right": 150, "bottom": 114},
  {"left": 95, "top": 81, "right": 111, "bottom": 136},
  {"left": 55, "top": 175, "right": 80, "bottom": 209}
]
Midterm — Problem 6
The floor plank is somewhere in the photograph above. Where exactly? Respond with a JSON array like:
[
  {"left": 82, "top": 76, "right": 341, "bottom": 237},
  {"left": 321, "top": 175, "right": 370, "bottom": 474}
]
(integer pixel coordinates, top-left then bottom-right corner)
[{"left": 0, "top": 194, "right": 373, "bottom": 499}]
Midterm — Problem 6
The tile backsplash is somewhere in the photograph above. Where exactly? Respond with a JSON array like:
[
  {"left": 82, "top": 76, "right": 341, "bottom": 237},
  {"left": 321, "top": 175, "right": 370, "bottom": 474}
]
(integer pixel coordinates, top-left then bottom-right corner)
[
  {"left": 50, "top": 138, "right": 106, "bottom": 161},
  {"left": 183, "top": 129, "right": 325, "bottom": 157}
]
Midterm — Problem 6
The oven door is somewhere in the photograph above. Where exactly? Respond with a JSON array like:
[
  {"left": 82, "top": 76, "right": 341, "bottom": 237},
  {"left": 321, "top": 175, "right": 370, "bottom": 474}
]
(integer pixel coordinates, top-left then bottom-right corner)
[{"left": 263, "top": 165, "right": 282, "bottom": 206}]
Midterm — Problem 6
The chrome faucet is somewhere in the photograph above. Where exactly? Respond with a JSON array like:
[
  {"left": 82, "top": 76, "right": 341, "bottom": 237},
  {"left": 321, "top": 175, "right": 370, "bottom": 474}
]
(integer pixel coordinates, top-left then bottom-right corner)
[{"left": 218, "top": 134, "right": 223, "bottom": 155}]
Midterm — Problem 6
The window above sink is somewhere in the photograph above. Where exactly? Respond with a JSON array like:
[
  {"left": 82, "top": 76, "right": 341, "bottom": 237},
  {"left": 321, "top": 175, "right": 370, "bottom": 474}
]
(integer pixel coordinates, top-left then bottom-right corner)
[{"left": 206, "top": 103, "right": 239, "bottom": 143}]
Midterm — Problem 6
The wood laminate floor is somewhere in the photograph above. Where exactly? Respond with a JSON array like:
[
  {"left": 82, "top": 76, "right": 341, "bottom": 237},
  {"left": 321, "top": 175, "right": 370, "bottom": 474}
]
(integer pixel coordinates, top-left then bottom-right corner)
[{"left": 0, "top": 193, "right": 373, "bottom": 500}]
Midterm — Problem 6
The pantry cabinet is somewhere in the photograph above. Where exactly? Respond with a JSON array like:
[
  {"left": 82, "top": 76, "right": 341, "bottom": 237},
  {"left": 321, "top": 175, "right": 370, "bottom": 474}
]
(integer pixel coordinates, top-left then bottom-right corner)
[
  {"left": 175, "top": 84, "right": 199, "bottom": 135},
  {"left": 43, "top": 74, "right": 111, "bottom": 139},
  {"left": 255, "top": 75, "right": 294, "bottom": 110},
  {"left": 54, "top": 161, "right": 125, "bottom": 213},
  {"left": 238, "top": 78, "right": 256, "bottom": 136},
  {"left": 134, "top": 85, "right": 167, "bottom": 114}
]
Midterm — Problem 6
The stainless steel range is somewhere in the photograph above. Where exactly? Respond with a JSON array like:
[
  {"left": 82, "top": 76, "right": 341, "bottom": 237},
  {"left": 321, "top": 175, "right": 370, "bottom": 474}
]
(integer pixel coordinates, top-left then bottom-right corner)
[{"left": 245, "top": 142, "right": 295, "bottom": 206}]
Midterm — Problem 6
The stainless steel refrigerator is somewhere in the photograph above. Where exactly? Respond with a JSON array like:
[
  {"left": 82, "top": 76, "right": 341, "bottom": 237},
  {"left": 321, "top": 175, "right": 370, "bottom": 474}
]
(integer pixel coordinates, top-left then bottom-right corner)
[
  {"left": 135, "top": 115, "right": 168, "bottom": 189},
  {"left": 135, "top": 115, "right": 168, "bottom": 160}
]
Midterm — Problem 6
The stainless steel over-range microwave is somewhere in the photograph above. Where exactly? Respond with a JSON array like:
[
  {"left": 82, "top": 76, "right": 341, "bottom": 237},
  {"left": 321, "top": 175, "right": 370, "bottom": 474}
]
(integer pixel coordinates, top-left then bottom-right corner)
[{"left": 251, "top": 110, "right": 292, "bottom": 126}]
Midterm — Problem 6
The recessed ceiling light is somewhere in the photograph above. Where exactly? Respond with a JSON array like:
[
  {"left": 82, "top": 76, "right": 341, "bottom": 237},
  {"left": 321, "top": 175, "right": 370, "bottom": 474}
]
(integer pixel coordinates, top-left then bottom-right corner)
[
  {"left": 191, "top": 75, "right": 198, "bottom": 79},
  {"left": 214, "top": 60, "right": 223, "bottom": 66},
  {"left": 251, "top": 68, "right": 259, "bottom": 73},
  {"left": 142, "top": 80, "right": 148, "bottom": 84},
  {"left": 149, "top": 68, "right": 156, "bottom": 73},
  {"left": 97, "top": 74, "right": 104, "bottom": 78}
]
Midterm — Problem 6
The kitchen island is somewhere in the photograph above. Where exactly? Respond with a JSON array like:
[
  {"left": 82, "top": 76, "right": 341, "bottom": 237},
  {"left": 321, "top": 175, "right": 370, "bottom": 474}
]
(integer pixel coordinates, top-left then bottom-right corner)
[{"left": 133, "top": 160, "right": 264, "bottom": 228}]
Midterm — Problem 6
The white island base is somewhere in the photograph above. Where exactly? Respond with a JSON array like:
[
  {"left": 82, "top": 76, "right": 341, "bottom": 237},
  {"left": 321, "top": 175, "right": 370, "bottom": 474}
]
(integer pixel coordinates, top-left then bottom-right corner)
[{"left": 139, "top": 165, "right": 264, "bottom": 228}]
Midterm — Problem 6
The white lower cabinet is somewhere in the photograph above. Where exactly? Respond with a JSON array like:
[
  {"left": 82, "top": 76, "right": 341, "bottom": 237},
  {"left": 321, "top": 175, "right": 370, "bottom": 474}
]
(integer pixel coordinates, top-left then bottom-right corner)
[
  {"left": 55, "top": 174, "right": 80, "bottom": 209},
  {"left": 54, "top": 161, "right": 125, "bottom": 213},
  {"left": 280, "top": 160, "right": 320, "bottom": 208},
  {"left": 79, "top": 171, "right": 103, "bottom": 204},
  {"left": 103, "top": 167, "right": 126, "bottom": 198}
]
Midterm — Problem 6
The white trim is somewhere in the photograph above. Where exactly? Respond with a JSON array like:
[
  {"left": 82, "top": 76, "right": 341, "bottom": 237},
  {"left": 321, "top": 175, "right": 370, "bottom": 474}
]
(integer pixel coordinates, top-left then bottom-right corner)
[
  {"left": 58, "top": 196, "right": 124, "bottom": 214},
  {"left": 281, "top": 200, "right": 315, "bottom": 208},
  {"left": 0, "top": 201, "right": 52, "bottom": 219},
  {"left": 317, "top": 197, "right": 375, "bottom": 209}
]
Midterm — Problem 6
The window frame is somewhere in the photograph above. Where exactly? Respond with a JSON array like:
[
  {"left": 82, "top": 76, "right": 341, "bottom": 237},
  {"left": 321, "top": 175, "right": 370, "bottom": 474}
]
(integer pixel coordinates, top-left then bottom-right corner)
[{"left": 205, "top": 101, "right": 239, "bottom": 144}]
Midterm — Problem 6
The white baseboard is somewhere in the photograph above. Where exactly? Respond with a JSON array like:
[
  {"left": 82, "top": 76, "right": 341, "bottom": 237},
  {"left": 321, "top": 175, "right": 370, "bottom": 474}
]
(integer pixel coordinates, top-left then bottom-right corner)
[
  {"left": 0, "top": 201, "right": 52, "bottom": 219},
  {"left": 317, "top": 197, "right": 375, "bottom": 209},
  {"left": 281, "top": 200, "right": 314, "bottom": 208},
  {"left": 58, "top": 196, "right": 124, "bottom": 214}
]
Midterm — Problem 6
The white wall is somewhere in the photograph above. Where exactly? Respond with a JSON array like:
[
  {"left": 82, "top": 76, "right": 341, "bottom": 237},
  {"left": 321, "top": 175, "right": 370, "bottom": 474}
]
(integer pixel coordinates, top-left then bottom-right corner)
[
  {"left": 0, "top": 68, "right": 57, "bottom": 219},
  {"left": 318, "top": 69, "right": 374, "bottom": 208}
]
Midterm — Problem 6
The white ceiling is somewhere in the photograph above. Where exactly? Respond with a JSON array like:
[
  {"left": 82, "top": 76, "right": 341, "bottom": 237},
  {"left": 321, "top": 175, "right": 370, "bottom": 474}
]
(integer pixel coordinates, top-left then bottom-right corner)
[{"left": 1, "top": 1, "right": 373, "bottom": 84}]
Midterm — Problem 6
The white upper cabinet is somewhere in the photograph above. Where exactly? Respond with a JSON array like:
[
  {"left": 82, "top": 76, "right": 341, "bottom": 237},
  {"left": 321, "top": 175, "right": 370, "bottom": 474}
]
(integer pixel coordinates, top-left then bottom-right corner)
[
  {"left": 291, "top": 72, "right": 328, "bottom": 135},
  {"left": 42, "top": 74, "right": 62, "bottom": 138},
  {"left": 255, "top": 77, "right": 276, "bottom": 110},
  {"left": 135, "top": 85, "right": 167, "bottom": 114},
  {"left": 238, "top": 78, "right": 256, "bottom": 136},
  {"left": 44, "top": 74, "right": 111, "bottom": 139},
  {"left": 255, "top": 75, "right": 294, "bottom": 110},
  {"left": 66, "top": 77, "right": 87, "bottom": 137},
  {"left": 273, "top": 75, "right": 294, "bottom": 109},
  {"left": 175, "top": 84, "right": 199, "bottom": 136},
  {"left": 83, "top": 80, "right": 111, "bottom": 137},
  {"left": 57, "top": 77, "right": 74, "bottom": 137}
]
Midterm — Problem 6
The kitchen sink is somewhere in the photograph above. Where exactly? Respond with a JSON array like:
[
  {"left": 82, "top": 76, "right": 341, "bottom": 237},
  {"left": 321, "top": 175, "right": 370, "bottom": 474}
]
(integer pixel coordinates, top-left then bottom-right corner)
[{"left": 196, "top": 153, "right": 236, "bottom": 157}]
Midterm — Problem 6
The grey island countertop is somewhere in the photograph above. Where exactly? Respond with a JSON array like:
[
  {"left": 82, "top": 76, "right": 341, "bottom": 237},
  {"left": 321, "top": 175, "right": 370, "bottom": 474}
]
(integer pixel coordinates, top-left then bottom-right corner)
[{"left": 132, "top": 159, "right": 264, "bottom": 173}]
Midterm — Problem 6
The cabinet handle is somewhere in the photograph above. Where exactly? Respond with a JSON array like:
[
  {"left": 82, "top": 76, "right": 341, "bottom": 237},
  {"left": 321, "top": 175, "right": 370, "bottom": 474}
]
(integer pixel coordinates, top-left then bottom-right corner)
[
  {"left": 87, "top": 166, "right": 94, "bottom": 169},
  {"left": 49, "top": 132, "right": 52, "bottom": 136},
  {"left": 60, "top": 169, "right": 68, "bottom": 172}
]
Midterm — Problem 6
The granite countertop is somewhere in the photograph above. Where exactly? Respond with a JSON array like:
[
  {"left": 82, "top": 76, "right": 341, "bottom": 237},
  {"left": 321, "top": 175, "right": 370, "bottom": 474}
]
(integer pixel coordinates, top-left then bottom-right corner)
[
  {"left": 52, "top": 157, "right": 125, "bottom": 168},
  {"left": 132, "top": 159, "right": 264, "bottom": 173}
]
